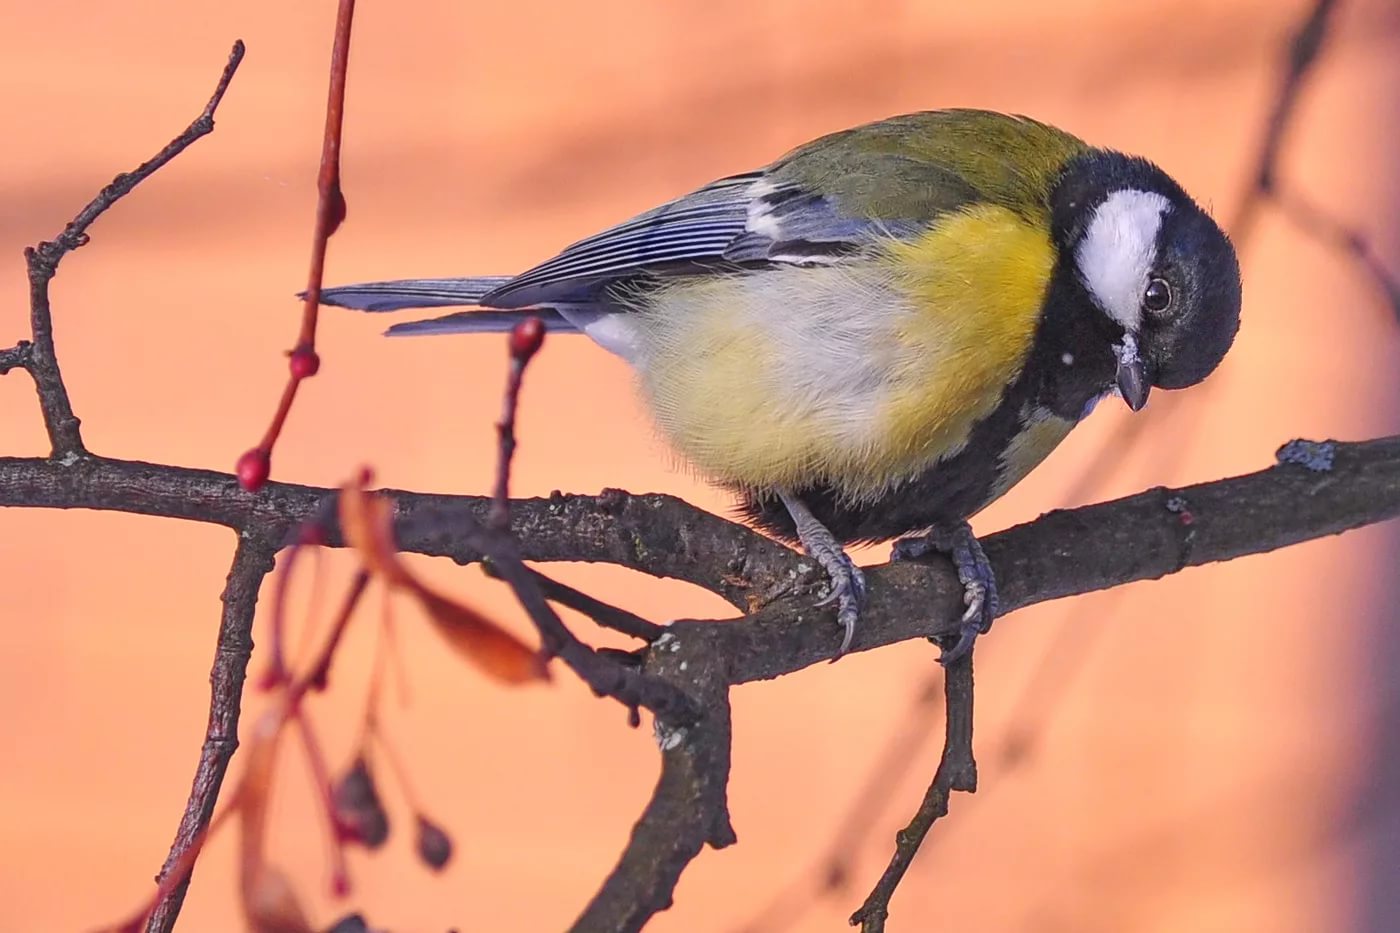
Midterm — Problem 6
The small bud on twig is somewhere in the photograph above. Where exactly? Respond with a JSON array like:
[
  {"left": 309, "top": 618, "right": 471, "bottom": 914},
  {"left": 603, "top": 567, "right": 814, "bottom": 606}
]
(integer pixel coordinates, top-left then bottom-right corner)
[
  {"left": 236, "top": 448, "right": 271, "bottom": 492},
  {"left": 508, "top": 316, "right": 545, "bottom": 361},
  {"left": 289, "top": 346, "right": 321, "bottom": 380}
]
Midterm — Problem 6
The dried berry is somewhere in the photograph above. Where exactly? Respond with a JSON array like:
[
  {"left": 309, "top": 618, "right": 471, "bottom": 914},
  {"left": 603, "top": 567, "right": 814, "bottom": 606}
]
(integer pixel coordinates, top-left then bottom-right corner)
[
  {"left": 332, "top": 757, "right": 389, "bottom": 849},
  {"left": 416, "top": 815, "right": 453, "bottom": 870}
]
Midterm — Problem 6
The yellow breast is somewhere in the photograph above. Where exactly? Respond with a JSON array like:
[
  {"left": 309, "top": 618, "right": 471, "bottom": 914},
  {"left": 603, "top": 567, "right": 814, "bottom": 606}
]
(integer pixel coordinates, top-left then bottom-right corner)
[
  {"left": 633, "top": 203, "right": 1056, "bottom": 499},
  {"left": 875, "top": 205, "right": 1056, "bottom": 491}
]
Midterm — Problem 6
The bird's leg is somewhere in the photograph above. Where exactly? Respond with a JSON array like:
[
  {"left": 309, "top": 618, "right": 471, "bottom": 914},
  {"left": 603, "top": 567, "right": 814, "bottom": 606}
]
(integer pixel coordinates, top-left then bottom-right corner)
[
  {"left": 778, "top": 490, "right": 866, "bottom": 658},
  {"left": 892, "top": 521, "right": 997, "bottom": 665}
]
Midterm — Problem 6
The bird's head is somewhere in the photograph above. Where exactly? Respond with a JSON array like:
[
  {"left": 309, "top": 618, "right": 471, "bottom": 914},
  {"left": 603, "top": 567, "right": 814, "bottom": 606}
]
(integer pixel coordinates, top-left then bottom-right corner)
[{"left": 1051, "top": 151, "right": 1242, "bottom": 412}]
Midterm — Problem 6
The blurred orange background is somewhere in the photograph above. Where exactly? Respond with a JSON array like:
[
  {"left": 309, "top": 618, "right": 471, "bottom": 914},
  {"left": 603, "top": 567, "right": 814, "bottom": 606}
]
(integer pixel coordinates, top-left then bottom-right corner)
[{"left": 2, "top": 1, "right": 1399, "bottom": 931}]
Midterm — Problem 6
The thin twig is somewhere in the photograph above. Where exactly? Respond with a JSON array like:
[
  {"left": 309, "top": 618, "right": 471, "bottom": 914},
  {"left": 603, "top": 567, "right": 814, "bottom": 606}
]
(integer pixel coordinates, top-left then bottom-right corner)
[
  {"left": 485, "top": 561, "right": 666, "bottom": 642},
  {"left": 851, "top": 654, "right": 976, "bottom": 931},
  {"left": 489, "top": 319, "right": 544, "bottom": 531},
  {"left": 734, "top": 676, "right": 945, "bottom": 933},
  {"left": 1229, "top": 0, "right": 1339, "bottom": 242},
  {"left": 0, "top": 342, "right": 33, "bottom": 374},
  {"left": 305, "top": 569, "right": 372, "bottom": 690},
  {"left": 296, "top": 0, "right": 355, "bottom": 345},
  {"left": 1273, "top": 186, "right": 1400, "bottom": 321},
  {"left": 240, "top": 0, "right": 357, "bottom": 488},
  {"left": 19, "top": 40, "right": 245, "bottom": 459},
  {"left": 146, "top": 530, "right": 277, "bottom": 933},
  {"left": 474, "top": 525, "right": 700, "bottom": 726}
]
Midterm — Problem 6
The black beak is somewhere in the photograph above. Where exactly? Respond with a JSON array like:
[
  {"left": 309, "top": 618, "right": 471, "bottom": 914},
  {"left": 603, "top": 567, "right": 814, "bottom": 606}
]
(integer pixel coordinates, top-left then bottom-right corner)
[{"left": 1116, "top": 355, "right": 1150, "bottom": 412}]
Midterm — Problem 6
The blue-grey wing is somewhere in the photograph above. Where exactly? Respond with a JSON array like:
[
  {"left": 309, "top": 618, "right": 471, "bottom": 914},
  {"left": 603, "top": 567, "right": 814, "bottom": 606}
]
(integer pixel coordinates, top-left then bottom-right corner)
[
  {"left": 478, "top": 172, "right": 757, "bottom": 308},
  {"left": 476, "top": 172, "right": 916, "bottom": 309},
  {"left": 322, "top": 165, "right": 933, "bottom": 316}
]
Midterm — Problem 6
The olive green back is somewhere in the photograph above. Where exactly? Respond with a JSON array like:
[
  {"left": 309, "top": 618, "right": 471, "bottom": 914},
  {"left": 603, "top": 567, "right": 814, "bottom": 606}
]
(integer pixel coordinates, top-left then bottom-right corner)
[{"left": 770, "top": 109, "right": 1088, "bottom": 225}]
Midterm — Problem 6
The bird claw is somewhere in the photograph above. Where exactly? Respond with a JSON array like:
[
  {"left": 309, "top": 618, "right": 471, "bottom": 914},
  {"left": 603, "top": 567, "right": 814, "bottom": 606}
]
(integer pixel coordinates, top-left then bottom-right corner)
[
  {"left": 814, "top": 553, "right": 865, "bottom": 657},
  {"left": 778, "top": 490, "right": 867, "bottom": 660},
  {"left": 816, "top": 559, "right": 866, "bottom": 605},
  {"left": 893, "top": 523, "right": 998, "bottom": 665}
]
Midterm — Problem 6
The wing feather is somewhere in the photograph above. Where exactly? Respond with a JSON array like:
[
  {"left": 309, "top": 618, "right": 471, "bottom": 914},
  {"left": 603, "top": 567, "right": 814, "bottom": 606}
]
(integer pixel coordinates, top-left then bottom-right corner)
[{"left": 481, "top": 173, "right": 761, "bottom": 307}]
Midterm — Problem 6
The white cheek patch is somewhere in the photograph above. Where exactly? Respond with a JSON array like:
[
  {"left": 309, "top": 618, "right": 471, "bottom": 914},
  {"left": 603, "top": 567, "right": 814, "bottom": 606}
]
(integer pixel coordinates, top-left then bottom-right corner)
[{"left": 1076, "top": 189, "right": 1172, "bottom": 332}]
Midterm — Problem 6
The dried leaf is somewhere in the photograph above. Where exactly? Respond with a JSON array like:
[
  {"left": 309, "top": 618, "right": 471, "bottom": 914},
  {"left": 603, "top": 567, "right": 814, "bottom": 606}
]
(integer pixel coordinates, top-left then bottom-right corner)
[
  {"left": 414, "top": 586, "right": 549, "bottom": 684},
  {"left": 337, "top": 477, "right": 410, "bottom": 587},
  {"left": 238, "top": 710, "right": 283, "bottom": 862},
  {"left": 239, "top": 704, "right": 296, "bottom": 929},
  {"left": 244, "top": 863, "right": 314, "bottom": 933},
  {"left": 339, "top": 471, "right": 548, "bottom": 685}
]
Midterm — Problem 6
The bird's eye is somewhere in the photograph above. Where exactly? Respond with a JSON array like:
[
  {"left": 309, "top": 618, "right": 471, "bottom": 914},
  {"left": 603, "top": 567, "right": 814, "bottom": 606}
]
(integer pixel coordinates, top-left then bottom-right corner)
[{"left": 1143, "top": 277, "right": 1172, "bottom": 313}]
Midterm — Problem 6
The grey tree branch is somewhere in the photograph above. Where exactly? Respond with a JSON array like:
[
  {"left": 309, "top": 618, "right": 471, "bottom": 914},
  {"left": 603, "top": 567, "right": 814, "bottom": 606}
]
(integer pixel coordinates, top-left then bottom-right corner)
[
  {"left": 849, "top": 653, "right": 976, "bottom": 932},
  {"left": 12, "top": 40, "right": 245, "bottom": 460},
  {"left": 146, "top": 531, "right": 278, "bottom": 933},
  {"left": 0, "top": 455, "right": 799, "bottom": 606},
  {"left": 571, "top": 625, "right": 737, "bottom": 933},
  {"left": 4, "top": 438, "right": 1396, "bottom": 685}
]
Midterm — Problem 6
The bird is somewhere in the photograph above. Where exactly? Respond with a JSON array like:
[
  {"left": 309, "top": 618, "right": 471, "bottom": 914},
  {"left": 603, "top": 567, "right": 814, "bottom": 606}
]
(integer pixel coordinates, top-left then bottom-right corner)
[{"left": 320, "top": 108, "right": 1242, "bottom": 664}]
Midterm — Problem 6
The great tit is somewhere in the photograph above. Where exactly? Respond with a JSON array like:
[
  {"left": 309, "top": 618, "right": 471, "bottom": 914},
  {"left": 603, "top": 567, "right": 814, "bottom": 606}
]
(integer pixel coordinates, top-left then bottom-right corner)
[{"left": 322, "top": 109, "right": 1242, "bottom": 663}]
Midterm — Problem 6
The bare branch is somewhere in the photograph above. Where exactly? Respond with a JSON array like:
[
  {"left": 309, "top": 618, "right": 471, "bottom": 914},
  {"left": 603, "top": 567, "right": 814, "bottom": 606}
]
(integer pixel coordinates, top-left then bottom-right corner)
[
  {"left": 1229, "top": 0, "right": 1338, "bottom": 240},
  {"left": 547, "top": 437, "right": 1400, "bottom": 930},
  {"left": 851, "top": 653, "right": 976, "bottom": 931},
  {"left": 488, "top": 562, "right": 666, "bottom": 642},
  {"left": 472, "top": 525, "right": 699, "bottom": 725},
  {"left": 490, "top": 318, "right": 546, "bottom": 531},
  {"left": 2, "top": 435, "right": 1398, "bottom": 683},
  {"left": 237, "top": 0, "right": 357, "bottom": 490},
  {"left": 717, "top": 437, "right": 1398, "bottom": 683},
  {"left": 1272, "top": 186, "right": 1400, "bottom": 321},
  {"left": 571, "top": 626, "right": 737, "bottom": 933},
  {"left": 0, "top": 455, "right": 798, "bottom": 605},
  {"left": 146, "top": 530, "right": 278, "bottom": 933},
  {"left": 0, "top": 342, "right": 32, "bottom": 374},
  {"left": 17, "top": 40, "right": 245, "bottom": 460}
]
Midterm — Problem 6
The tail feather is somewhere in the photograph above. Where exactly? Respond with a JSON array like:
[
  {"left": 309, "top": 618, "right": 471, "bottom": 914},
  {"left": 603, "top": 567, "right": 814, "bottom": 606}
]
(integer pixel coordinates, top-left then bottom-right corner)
[
  {"left": 384, "top": 308, "right": 578, "bottom": 337},
  {"left": 318, "top": 276, "right": 514, "bottom": 311}
]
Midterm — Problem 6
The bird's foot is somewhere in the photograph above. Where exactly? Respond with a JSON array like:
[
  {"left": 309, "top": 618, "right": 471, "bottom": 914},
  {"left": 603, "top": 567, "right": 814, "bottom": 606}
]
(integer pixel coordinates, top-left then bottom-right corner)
[
  {"left": 892, "top": 521, "right": 998, "bottom": 665},
  {"left": 779, "top": 490, "right": 866, "bottom": 658},
  {"left": 813, "top": 550, "right": 866, "bottom": 655}
]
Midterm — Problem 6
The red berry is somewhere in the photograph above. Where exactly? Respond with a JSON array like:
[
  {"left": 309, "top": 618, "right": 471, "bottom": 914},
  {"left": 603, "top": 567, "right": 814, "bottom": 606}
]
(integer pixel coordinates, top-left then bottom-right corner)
[
  {"left": 236, "top": 448, "right": 271, "bottom": 491},
  {"left": 508, "top": 316, "right": 546, "bottom": 359},
  {"left": 289, "top": 347, "right": 320, "bottom": 379}
]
